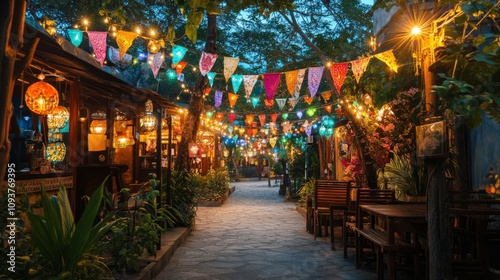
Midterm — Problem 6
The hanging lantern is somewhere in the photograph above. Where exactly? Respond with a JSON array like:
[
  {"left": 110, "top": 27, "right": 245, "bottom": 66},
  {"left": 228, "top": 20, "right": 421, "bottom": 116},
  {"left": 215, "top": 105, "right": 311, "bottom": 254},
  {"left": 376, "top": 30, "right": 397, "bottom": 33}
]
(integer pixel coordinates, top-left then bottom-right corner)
[
  {"left": 484, "top": 167, "right": 500, "bottom": 195},
  {"left": 78, "top": 107, "right": 89, "bottom": 122},
  {"left": 25, "top": 81, "right": 59, "bottom": 115},
  {"left": 46, "top": 142, "right": 66, "bottom": 163},
  {"left": 206, "top": 111, "right": 214, "bottom": 118},
  {"left": 325, "top": 127, "right": 334, "bottom": 139},
  {"left": 47, "top": 106, "right": 69, "bottom": 130},
  {"left": 319, "top": 125, "right": 326, "bottom": 137},
  {"left": 296, "top": 111, "right": 303, "bottom": 119},
  {"left": 306, "top": 108, "right": 316, "bottom": 117},
  {"left": 148, "top": 39, "right": 164, "bottom": 54},
  {"left": 90, "top": 120, "right": 107, "bottom": 134},
  {"left": 140, "top": 100, "right": 157, "bottom": 132},
  {"left": 282, "top": 113, "right": 289, "bottom": 120}
]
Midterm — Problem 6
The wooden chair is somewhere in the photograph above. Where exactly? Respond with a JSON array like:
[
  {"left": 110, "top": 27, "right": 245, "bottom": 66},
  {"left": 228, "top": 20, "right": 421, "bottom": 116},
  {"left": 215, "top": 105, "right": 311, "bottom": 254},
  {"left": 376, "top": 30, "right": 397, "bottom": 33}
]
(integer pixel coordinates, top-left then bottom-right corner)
[
  {"left": 313, "top": 180, "right": 351, "bottom": 245},
  {"left": 344, "top": 189, "right": 395, "bottom": 259}
]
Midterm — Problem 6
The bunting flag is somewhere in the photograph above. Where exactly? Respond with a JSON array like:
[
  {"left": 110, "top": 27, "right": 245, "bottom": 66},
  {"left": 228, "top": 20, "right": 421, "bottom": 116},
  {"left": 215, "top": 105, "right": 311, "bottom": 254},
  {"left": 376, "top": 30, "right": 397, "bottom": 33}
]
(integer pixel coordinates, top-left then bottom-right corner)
[
  {"left": 108, "top": 46, "right": 133, "bottom": 69},
  {"left": 228, "top": 92, "right": 239, "bottom": 107},
  {"left": 294, "top": 69, "right": 306, "bottom": 98},
  {"left": 325, "top": 105, "right": 332, "bottom": 113},
  {"left": 172, "top": 45, "right": 188, "bottom": 66},
  {"left": 215, "top": 112, "right": 224, "bottom": 122},
  {"left": 269, "top": 122, "right": 276, "bottom": 131},
  {"left": 270, "top": 113, "right": 279, "bottom": 123},
  {"left": 285, "top": 70, "right": 299, "bottom": 95},
  {"left": 228, "top": 125, "right": 234, "bottom": 134},
  {"left": 269, "top": 137, "right": 277, "bottom": 148},
  {"left": 147, "top": 52, "right": 165, "bottom": 78},
  {"left": 147, "top": 39, "right": 164, "bottom": 54},
  {"left": 175, "top": 61, "right": 188, "bottom": 74},
  {"left": 375, "top": 50, "right": 398, "bottom": 73},
  {"left": 282, "top": 121, "right": 292, "bottom": 133},
  {"left": 275, "top": 98, "right": 287, "bottom": 110},
  {"left": 264, "top": 99, "right": 275, "bottom": 108},
  {"left": 282, "top": 113, "right": 289, "bottom": 120},
  {"left": 303, "top": 96, "right": 314, "bottom": 105},
  {"left": 87, "top": 31, "right": 108, "bottom": 66},
  {"left": 263, "top": 73, "right": 281, "bottom": 101},
  {"left": 258, "top": 114, "right": 266, "bottom": 127},
  {"left": 228, "top": 113, "right": 236, "bottom": 124},
  {"left": 67, "top": 29, "right": 83, "bottom": 47},
  {"left": 245, "top": 114, "right": 254, "bottom": 126},
  {"left": 251, "top": 96, "right": 260, "bottom": 108},
  {"left": 207, "top": 72, "right": 216, "bottom": 87},
  {"left": 214, "top": 90, "right": 223, "bottom": 108},
  {"left": 330, "top": 62, "right": 349, "bottom": 96},
  {"left": 204, "top": 87, "right": 212, "bottom": 95},
  {"left": 351, "top": 57, "right": 371, "bottom": 83},
  {"left": 243, "top": 75, "right": 258, "bottom": 99},
  {"left": 116, "top": 30, "right": 138, "bottom": 59},
  {"left": 224, "top": 57, "right": 239, "bottom": 82},
  {"left": 231, "top": 74, "right": 243, "bottom": 93},
  {"left": 320, "top": 91, "right": 332, "bottom": 102},
  {"left": 288, "top": 97, "right": 298, "bottom": 109},
  {"left": 199, "top": 52, "right": 218, "bottom": 76},
  {"left": 307, "top": 66, "right": 324, "bottom": 97}
]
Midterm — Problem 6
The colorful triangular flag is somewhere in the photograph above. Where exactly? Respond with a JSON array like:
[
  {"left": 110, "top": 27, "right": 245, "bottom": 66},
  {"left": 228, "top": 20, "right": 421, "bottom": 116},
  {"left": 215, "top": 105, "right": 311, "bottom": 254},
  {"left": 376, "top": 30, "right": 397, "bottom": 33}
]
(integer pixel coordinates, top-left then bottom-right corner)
[
  {"left": 87, "top": 31, "right": 108, "bottom": 66},
  {"left": 199, "top": 52, "right": 218, "bottom": 76},
  {"left": 116, "top": 30, "right": 137, "bottom": 59},
  {"left": 224, "top": 57, "right": 239, "bottom": 82},
  {"left": 375, "top": 50, "right": 398, "bottom": 73},
  {"left": 263, "top": 73, "right": 281, "bottom": 101},
  {"left": 243, "top": 75, "right": 259, "bottom": 99},
  {"left": 307, "top": 66, "right": 323, "bottom": 98},
  {"left": 351, "top": 57, "right": 371, "bottom": 83},
  {"left": 330, "top": 62, "right": 349, "bottom": 96}
]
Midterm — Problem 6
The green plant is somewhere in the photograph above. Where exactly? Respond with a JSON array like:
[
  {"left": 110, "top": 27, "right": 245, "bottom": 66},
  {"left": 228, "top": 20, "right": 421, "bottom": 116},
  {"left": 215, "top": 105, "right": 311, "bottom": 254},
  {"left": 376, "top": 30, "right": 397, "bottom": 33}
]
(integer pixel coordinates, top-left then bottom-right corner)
[
  {"left": 197, "top": 168, "right": 230, "bottom": 201},
  {"left": 26, "top": 182, "right": 117, "bottom": 279},
  {"left": 297, "top": 177, "right": 316, "bottom": 206},
  {"left": 168, "top": 170, "right": 198, "bottom": 227},
  {"left": 380, "top": 152, "right": 425, "bottom": 198}
]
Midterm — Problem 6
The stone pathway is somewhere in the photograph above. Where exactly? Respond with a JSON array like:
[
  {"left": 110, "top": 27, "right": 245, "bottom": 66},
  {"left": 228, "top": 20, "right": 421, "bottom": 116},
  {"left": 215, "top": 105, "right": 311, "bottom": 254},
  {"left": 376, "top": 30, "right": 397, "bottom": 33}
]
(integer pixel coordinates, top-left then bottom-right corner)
[{"left": 154, "top": 179, "right": 376, "bottom": 280}]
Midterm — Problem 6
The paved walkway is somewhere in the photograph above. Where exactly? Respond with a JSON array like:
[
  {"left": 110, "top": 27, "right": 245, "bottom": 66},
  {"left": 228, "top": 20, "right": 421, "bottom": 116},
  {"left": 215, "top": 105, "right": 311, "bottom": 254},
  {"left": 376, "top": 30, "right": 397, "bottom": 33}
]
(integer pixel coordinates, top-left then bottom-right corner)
[{"left": 154, "top": 179, "right": 376, "bottom": 280}]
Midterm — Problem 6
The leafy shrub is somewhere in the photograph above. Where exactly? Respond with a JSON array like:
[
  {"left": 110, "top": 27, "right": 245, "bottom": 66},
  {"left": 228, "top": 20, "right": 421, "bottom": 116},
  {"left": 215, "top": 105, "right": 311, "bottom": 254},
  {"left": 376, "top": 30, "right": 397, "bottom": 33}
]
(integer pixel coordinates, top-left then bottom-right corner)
[
  {"left": 297, "top": 177, "right": 316, "bottom": 206},
  {"left": 168, "top": 170, "right": 198, "bottom": 227},
  {"left": 197, "top": 168, "right": 230, "bottom": 201}
]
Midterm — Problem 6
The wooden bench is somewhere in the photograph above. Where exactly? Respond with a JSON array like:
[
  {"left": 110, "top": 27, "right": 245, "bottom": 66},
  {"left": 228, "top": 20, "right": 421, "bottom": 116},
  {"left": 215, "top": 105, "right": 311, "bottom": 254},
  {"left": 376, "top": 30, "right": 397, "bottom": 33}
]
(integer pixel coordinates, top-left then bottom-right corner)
[
  {"left": 313, "top": 180, "right": 350, "bottom": 241},
  {"left": 356, "top": 228, "right": 422, "bottom": 280}
]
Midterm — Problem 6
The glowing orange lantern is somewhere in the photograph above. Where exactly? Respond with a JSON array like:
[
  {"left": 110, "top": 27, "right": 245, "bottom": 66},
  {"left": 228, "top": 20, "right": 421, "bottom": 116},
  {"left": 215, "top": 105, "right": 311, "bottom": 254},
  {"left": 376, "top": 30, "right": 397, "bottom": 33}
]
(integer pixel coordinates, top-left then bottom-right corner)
[
  {"left": 47, "top": 106, "right": 69, "bottom": 129},
  {"left": 25, "top": 81, "right": 59, "bottom": 115},
  {"left": 90, "top": 120, "right": 107, "bottom": 134}
]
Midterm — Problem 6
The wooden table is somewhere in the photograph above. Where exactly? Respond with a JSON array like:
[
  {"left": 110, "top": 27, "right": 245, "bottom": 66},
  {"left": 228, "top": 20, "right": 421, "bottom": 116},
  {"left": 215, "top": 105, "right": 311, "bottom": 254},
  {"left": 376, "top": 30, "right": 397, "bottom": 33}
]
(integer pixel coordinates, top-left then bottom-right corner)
[{"left": 356, "top": 203, "right": 427, "bottom": 280}]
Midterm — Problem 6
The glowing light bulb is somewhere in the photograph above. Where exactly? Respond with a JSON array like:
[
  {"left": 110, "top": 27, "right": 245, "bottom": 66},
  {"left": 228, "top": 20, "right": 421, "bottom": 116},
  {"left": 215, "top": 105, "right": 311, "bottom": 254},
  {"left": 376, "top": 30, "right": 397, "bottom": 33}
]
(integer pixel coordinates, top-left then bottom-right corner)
[{"left": 411, "top": 26, "right": 421, "bottom": 35}]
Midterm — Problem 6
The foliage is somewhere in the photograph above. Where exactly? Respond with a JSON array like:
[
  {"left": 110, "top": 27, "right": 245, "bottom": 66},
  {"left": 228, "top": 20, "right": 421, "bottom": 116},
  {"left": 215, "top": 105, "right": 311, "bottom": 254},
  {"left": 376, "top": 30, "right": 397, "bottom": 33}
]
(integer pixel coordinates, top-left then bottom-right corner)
[
  {"left": 197, "top": 168, "right": 230, "bottom": 201},
  {"left": 380, "top": 152, "right": 425, "bottom": 198},
  {"left": 297, "top": 177, "right": 315, "bottom": 206},
  {"left": 168, "top": 170, "right": 198, "bottom": 227},
  {"left": 26, "top": 182, "right": 117, "bottom": 279}
]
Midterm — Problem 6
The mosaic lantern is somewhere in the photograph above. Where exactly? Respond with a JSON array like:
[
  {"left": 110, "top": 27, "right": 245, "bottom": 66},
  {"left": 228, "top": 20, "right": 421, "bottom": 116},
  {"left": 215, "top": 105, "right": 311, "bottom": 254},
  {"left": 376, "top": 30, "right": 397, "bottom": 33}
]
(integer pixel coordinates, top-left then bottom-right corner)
[
  {"left": 25, "top": 81, "right": 59, "bottom": 115},
  {"left": 47, "top": 106, "right": 69, "bottom": 130},
  {"left": 90, "top": 110, "right": 107, "bottom": 134},
  {"left": 140, "top": 100, "right": 157, "bottom": 132},
  {"left": 46, "top": 142, "right": 66, "bottom": 163}
]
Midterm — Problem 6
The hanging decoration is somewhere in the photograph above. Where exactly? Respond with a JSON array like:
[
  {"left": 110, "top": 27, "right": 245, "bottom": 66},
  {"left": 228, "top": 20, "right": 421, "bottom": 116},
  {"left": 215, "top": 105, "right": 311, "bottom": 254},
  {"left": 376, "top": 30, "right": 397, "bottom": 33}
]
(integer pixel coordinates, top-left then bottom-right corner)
[
  {"left": 147, "top": 52, "right": 165, "bottom": 78},
  {"left": 87, "top": 31, "right": 108, "bottom": 66},
  {"left": 25, "top": 81, "right": 59, "bottom": 115},
  {"left": 206, "top": 111, "right": 214, "bottom": 118},
  {"left": 67, "top": 29, "right": 83, "bottom": 47},
  {"left": 264, "top": 99, "right": 274, "bottom": 108},
  {"left": 325, "top": 105, "right": 332, "bottom": 113},
  {"left": 204, "top": 87, "right": 212, "bottom": 95},
  {"left": 307, "top": 66, "right": 323, "bottom": 97},
  {"left": 231, "top": 74, "right": 243, "bottom": 93},
  {"left": 306, "top": 108, "right": 316, "bottom": 117},
  {"left": 215, "top": 113, "right": 224, "bottom": 122},
  {"left": 275, "top": 98, "right": 287, "bottom": 110},
  {"left": 228, "top": 92, "right": 239, "bottom": 108},
  {"left": 285, "top": 69, "right": 299, "bottom": 96},
  {"left": 228, "top": 113, "right": 236, "bottom": 124},
  {"left": 289, "top": 69, "right": 305, "bottom": 98},
  {"left": 47, "top": 106, "right": 69, "bottom": 130},
  {"left": 351, "top": 57, "right": 371, "bottom": 83},
  {"left": 258, "top": 114, "right": 266, "bottom": 127},
  {"left": 269, "top": 137, "right": 277, "bottom": 148},
  {"left": 224, "top": 57, "right": 239, "bottom": 82},
  {"left": 172, "top": 45, "right": 188, "bottom": 66},
  {"left": 282, "top": 113, "right": 289, "bottom": 120},
  {"left": 251, "top": 96, "right": 260, "bottom": 108},
  {"left": 115, "top": 30, "right": 137, "bottom": 59},
  {"left": 320, "top": 91, "right": 332, "bottom": 102},
  {"left": 175, "top": 61, "right": 188, "bottom": 75},
  {"left": 263, "top": 73, "right": 281, "bottom": 101},
  {"left": 199, "top": 52, "right": 218, "bottom": 76},
  {"left": 330, "top": 62, "right": 349, "bottom": 96},
  {"left": 304, "top": 96, "right": 314, "bottom": 105},
  {"left": 108, "top": 47, "right": 133, "bottom": 69},
  {"left": 207, "top": 72, "right": 216, "bottom": 87},
  {"left": 270, "top": 113, "right": 279, "bottom": 123},
  {"left": 296, "top": 111, "right": 303, "bottom": 119},
  {"left": 214, "top": 90, "right": 223, "bottom": 108},
  {"left": 46, "top": 142, "right": 66, "bottom": 163},
  {"left": 140, "top": 100, "right": 157, "bottom": 132},
  {"left": 245, "top": 114, "right": 254, "bottom": 126},
  {"left": 288, "top": 97, "right": 298, "bottom": 109},
  {"left": 147, "top": 39, "right": 164, "bottom": 54},
  {"left": 375, "top": 50, "right": 398, "bottom": 73},
  {"left": 243, "top": 75, "right": 259, "bottom": 99},
  {"left": 305, "top": 125, "right": 312, "bottom": 137}
]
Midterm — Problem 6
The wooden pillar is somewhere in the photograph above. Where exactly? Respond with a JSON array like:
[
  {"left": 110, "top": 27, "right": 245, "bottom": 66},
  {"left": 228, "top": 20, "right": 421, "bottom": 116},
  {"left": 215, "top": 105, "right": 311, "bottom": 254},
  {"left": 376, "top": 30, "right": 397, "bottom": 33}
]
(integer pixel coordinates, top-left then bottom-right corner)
[{"left": 68, "top": 81, "right": 80, "bottom": 214}]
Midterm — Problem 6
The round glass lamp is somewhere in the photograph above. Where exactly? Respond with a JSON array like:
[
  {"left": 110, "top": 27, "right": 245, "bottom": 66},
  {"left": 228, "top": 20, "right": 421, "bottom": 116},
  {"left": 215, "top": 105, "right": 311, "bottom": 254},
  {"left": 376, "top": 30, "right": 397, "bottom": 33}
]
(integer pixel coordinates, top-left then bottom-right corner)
[
  {"left": 47, "top": 106, "right": 69, "bottom": 130},
  {"left": 90, "top": 120, "right": 107, "bottom": 134},
  {"left": 25, "top": 81, "right": 59, "bottom": 115}
]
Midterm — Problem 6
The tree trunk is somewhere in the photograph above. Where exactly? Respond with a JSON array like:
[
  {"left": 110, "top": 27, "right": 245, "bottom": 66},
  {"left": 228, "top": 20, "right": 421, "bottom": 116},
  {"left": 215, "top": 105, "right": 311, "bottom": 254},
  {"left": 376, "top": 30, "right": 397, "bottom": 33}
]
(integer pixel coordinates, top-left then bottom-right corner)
[
  {"left": 175, "top": 13, "right": 218, "bottom": 172},
  {"left": 0, "top": 0, "right": 28, "bottom": 181}
]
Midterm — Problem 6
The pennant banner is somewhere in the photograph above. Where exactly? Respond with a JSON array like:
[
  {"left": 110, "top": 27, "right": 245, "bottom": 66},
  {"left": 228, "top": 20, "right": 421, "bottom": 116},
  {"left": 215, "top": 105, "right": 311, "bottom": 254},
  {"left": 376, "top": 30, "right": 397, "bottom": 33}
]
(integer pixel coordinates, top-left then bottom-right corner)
[
  {"left": 351, "top": 57, "right": 371, "bottom": 83},
  {"left": 228, "top": 113, "right": 236, "bottom": 124},
  {"left": 245, "top": 114, "right": 254, "bottom": 126},
  {"left": 207, "top": 72, "right": 216, "bottom": 87},
  {"left": 270, "top": 113, "right": 279, "bottom": 123},
  {"left": 320, "top": 91, "right": 332, "bottom": 102},
  {"left": 251, "top": 96, "right": 260, "bottom": 108},
  {"left": 215, "top": 113, "right": 223, "bottom": 122},
  {"left": 294, "top": 69, "right": 306, "bottom": 98},
  {"left": 199, "top": 52, "right": 218, "bottom": 76},
  {"left": 231, "top": 74, "right": 243, "bottom": 93},
  {"left": 116, "top": 30, "right": 138, "bottom": 59},
  {"left": 307, "top": 66, "right": 323, "bottom": 98},
  {"left": 264, "top": 99, "right": 275, "bottom": 108},
  {"left": 288, "top": 97, "right": 298, "bottom": 109},
  {"left": 224, "top": 57, "right": 239, "bottom": 82},
  {"left": 67, "top": 29, "right": 83, "bottom": 47},
  {"left": 269, "top": 137, "right": 277, "bottom": 148},
  {"left": 263, "top": 73, "right": 281, "bottom": 101},
  {"left": 87, "top": 31, "right": 108, "bottom": 66},
  {"left": 172, "top": 45, "right": 188, "bottom": 66},
  {"left": 174, "top": 61, "right": 188, "bottom": 75},
  {"left": 228, "top": 92, "right": 239, "bottom": 107},
  {"left": 148, "top": 52, "right": 165, "bottom": 78},
  {"left": 258, "top": 114, "right": 266, "bottom": 127},
  {"left": 215, "top": 90, "right": 223, "bottom": 108},
  {"left": 275, "top": 98, "right": 287, "bottom": 110},
  {"left": 325, "top": 105, "right": 332, "bottom": 113},
  {"left": 330, "top": 62, "right": 349, "bottom": 96},
  {"left": 243, "top": 75, "right": 259, "bottom": 99},
  {"left": 108, "top": 46, "right": 133, "bottom": 69},
  {"left": 147, "top": 39, "right": 164, "bottom": 54},
  {"left": 375, "top": 50, "right": 398, "bottom": 73},
  {"left": 285, "top": 70, "right": 299, "bottom": 96},
  {"left": 303, "top": 96, "right": 314, "bottom": 105}
]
